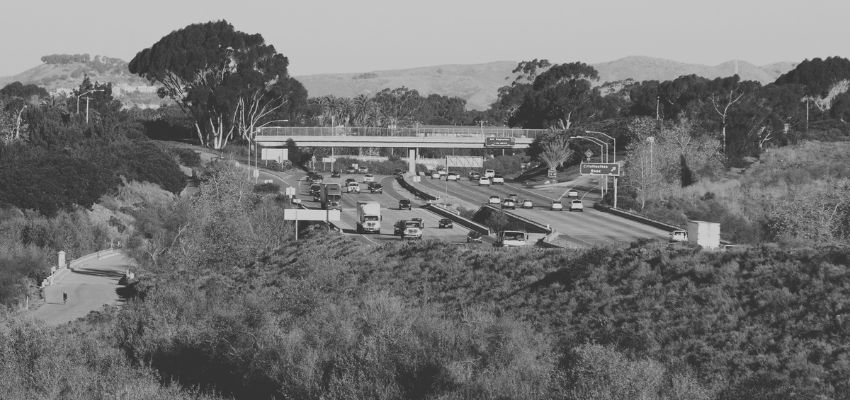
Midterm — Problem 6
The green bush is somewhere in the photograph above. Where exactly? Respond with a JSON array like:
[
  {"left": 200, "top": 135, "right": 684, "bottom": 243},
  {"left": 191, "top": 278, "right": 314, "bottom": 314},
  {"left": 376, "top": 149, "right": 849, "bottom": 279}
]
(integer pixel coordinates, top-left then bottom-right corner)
[{"left": 171, "top": 148, "right": 201, "bottom": 167}]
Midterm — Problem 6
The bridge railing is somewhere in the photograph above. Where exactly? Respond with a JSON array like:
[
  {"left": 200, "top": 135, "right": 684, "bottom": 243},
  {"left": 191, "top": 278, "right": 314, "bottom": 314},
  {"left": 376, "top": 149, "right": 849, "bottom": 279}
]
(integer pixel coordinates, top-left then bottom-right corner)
[{"left": 257, "top": 126, "right": 549, "bottom": 139}]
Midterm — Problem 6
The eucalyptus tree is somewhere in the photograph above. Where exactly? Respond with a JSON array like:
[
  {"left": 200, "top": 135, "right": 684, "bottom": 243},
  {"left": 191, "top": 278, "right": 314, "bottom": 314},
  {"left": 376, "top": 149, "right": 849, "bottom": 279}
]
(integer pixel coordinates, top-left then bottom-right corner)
[{"left": 129, "top": 20, "right": 299, "bottom": 149}]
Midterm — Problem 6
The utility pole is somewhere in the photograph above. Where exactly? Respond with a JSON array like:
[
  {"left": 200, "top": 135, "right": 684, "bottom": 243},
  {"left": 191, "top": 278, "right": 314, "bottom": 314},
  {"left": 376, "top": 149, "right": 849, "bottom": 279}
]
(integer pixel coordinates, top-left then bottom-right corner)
[{"left": 656, "top": 96, "right": 660, "bottom": 121}]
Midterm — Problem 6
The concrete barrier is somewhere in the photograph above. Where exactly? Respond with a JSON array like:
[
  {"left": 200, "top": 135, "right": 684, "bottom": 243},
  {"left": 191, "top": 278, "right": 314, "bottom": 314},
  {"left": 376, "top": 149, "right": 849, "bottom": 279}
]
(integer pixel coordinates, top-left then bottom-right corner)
[
  {"left": 593, "top": 203, "right": 682, "bottom": 232},
  {"left": 423, "top": 204, "right": 490, "bottom": 235},
  {"left": 474, "top": 205, "right": 553, "bottom": 234},
  {"left": 396, "top": 176, "right": 439, "bottom": 201}
]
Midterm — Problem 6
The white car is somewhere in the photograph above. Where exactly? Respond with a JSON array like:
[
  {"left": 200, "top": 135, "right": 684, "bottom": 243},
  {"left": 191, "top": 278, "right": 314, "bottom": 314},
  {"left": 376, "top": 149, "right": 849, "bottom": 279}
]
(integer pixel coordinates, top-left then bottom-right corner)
[
  {"left": 446, "top": 173, "right": 459, "bottom": 181},
  {"left": 363, "top": 174, "right": 375, "bottom": 183},
  {"left": 551, "top": 200, "right": 564, "bottom": 211},
  {"left": 669, "top": 230, "right": 688, "bottom": 242},
  {"left": 438, "top": 169, "right": 448, "bottom": 176},
  {"left": 568, "top": 190, "right": 579, "bottom": 198},
  {"left": 521, "top": 199, "right": 533, "bottom": 209},
  {"left": 488, "top": 195, "right": 501, "bottom": 205},
  {"left": 502, "top": 199, "right": 516, "bottom": 209},
  {"left": 291, "top": 197, "right": 302, "bottom": 205},
  {"left": 484, "top": 169, "right": 496, "bottom": 178},
  {"left": 478, "top": 177, "right": 491, "bottom": 186},
  {"left": 431, "top": 171, "right": 442, "bottom": 179},
  {"left": 347, "top": 183, "right": 361, "bottom": 193},
  {"left": 492, "top": 175, "right": 505, "bottom": 185},
  {"left": 569, "top": 200, "right": 584, "bottom": 212}
]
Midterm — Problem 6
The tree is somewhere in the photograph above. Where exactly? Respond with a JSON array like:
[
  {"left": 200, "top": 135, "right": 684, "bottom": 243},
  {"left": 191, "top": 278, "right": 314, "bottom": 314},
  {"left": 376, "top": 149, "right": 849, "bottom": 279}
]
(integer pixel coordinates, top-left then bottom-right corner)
[
  {"left": 0, "top": 82, "right": 48, "bottom": 102},
  {"left": 707, "top": 75, "right": 759, "bottom": 160},
  {"left": 129, "top": 20, "right": 297, "bottom": 149},
  {"left": 490, "top": 59, "right": 552, "bottom": 125},
  {"left": 535, "top": 133, "right": 575, "bottom": 180},
  {"left": 373, "top": 87, "right": 422, "bottom": 127},
  {"left": 510, "top": 62, "right": 601, "bottom": 129},
  {"left": 66, "top": 75, "right": 122, "bottom": 123}
]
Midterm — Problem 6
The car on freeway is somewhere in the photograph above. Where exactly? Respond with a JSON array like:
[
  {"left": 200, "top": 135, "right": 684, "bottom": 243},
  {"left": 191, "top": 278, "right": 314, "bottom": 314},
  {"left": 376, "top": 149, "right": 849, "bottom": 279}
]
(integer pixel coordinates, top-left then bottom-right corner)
[
  {"left": 291, "top": 196, "right": 302, "bottom": 205},
  {"left": 469, "top": 171, "right": 481, "bottom": 180},
  {"left": 502, "top": 198, "right": 516, "bottom": 209},
  {"left": 484, "top": 169, "right": 496, "bottom": 178},
  {"left": 438, "top": 169, "right": 448, "bottom": 177},
  {"left": 368, "top": 182, "right": 383, "bottom": 193},
  {"left": 446, "top": 173, "right": 459, "bottom": 181},
  {"left": 488, "top": 195, "right": 501, "bottom": 205},
  {"left": 411, "top": 217, "right": 424, "bottom": 229},
  {"left": 492, "top": 175, "right": 505, "bottom": 185},
  {"left": 669, "top": 229, "right": 688, "bottom": 242},
  {"left": 478, "top": 177, "right": 491, "bottom": 186},
  {"left": 521, "top": 199, "right": 534, "bottom": 209},
  {"left": 438, "top": 218, "right": 453, "bottom": 229},
  {"left": 567, "top": 190, "right": 579, "bottom": 198},
  {"left": 346, "top": 167, "right": 358, "bottom": 174},
  {"left": 431, "top": 171, "right": 442, "bottom": 179},
  {"left": 359, "top": 166, "right": 369, "bottom": 174},
  {"left": 569, "top": 199, "right": 584, "bottom": 212},
  {"left": 551, "top": 200, "right": 564, "bottom": 211},
  {"left": 363, "top": 174, "right": 375, "bottom": 183},
  {"left": 345, "top": 178, "right": 356, "bottom": 185},
  {"left": 466, "top": 230, "right": 483, "bottom": 243},
  {"left": 347, "top": 182, "right": 360, "bottom": 193},
  {"left": 331, "top": 170, "right": 341, "bottom": 178},
  {"left": 394, "top": 220, "right": 423, "bottom": 239},
  {"left": 399, "top": 199, "right": 412, "bottom": 210},
  {"left": 508, "top": 194, "right": 518, "bottom": 202}
]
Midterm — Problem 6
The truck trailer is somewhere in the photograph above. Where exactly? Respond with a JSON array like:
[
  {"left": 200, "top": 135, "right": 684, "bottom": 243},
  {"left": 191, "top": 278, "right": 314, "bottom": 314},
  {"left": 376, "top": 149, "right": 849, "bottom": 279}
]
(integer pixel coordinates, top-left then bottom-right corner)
[
  {"left": 687, "top": 220, "right": 720, "bottom": 249},
  {"left": 321, "top": 182, "right": 342, "bottom": 210},
  {"left": 356, "top": 201, "right": 381, "bottom": 233}
]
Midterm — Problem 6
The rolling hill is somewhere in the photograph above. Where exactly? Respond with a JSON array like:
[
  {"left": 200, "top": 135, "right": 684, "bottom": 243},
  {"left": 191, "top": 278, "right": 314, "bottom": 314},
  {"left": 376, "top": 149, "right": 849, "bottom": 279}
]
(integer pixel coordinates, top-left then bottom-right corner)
[{"left": 0, "top": 55, "right": 795, "bottom": 110}]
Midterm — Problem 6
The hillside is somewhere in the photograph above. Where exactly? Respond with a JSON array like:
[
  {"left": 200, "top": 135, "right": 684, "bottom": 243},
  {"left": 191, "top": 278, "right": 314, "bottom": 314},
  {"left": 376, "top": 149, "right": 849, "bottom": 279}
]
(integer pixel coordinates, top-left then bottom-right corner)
[
  {"left": 297, "top": 56, "right": 795, "bottom": 110},
  {"left": 0, "top": 55, "right": 795, "bottom": 111}
]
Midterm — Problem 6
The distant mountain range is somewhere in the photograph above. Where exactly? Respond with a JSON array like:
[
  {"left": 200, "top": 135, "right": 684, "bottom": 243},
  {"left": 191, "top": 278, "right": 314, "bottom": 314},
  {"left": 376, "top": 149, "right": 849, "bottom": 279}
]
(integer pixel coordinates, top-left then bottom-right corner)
[{"left": 0, "top": 55, "right": 796, "bottom": 110}]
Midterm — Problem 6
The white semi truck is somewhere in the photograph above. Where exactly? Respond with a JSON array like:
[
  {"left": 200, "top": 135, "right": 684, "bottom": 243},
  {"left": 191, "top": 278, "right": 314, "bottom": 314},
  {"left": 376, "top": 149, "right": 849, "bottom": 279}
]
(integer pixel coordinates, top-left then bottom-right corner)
[{"left": 356, "top": 201, "right": 381, "bottom": 234}]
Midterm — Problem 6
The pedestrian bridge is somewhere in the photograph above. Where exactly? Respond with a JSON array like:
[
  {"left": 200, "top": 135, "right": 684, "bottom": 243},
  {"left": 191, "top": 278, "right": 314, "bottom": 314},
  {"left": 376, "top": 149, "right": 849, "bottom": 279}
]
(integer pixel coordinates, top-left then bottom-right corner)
[{"left": 255, "top": 126, "right": 547, "bottom": 148}]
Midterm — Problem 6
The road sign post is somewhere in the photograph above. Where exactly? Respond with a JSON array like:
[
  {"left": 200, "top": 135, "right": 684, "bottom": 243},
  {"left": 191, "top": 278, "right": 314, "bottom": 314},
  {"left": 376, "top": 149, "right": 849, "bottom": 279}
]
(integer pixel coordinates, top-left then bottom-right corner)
[
  {"left": 484, "top": 137, "right": 515, "bottom": 148},
  {"left": 579, "top": 163, "right": 621, "bottom": 176}
]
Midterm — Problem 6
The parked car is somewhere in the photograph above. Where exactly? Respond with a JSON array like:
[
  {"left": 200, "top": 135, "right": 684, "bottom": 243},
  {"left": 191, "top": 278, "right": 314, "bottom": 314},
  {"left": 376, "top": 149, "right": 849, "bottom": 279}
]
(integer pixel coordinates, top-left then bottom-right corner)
[
  {"left": 363, "top": 174, "right": 375, "bottom": 183},
  {"left": 478, "top": 177, "right": 491, "bottom": 186},
  {"left": 469, "top": 171, "right": 481, "bottom": 180},
  {"left": 551, "top": 200, "right": 564, "bottom": 211},
  {"left": 466, "top": 230, "right": 483, "bottom": 243},
  {"left": 568, "top": 190, "right": 579, "bottom": 198},
  {"left": 399, "top": 199, "right": 412, "bottom": 210},
  {"left": 368, "top": 182, "right": 383, "bottom": 193},
  {"left": 488, "top": 195, "right": 501, "bottom": 205},
  {"left": 439, "top": 218, "right": 453, "bottom": 229},
  {"left": 521, "top": 199, "right": 534, "bottom": 209},
  {"left": 502, "top": 199, "right": 516, "bottom": 209},
  {"left": 484, "top": 169, "right": 496, "bottom": 178},
  {"left": 446, "top": 173, "right": 459, "bottom": 181},
  {"left": 569, "top": 199, "right": 584, "bottom": 212},
  {"left": 492, "top": 175, "right": 505, "bottom": 185}
]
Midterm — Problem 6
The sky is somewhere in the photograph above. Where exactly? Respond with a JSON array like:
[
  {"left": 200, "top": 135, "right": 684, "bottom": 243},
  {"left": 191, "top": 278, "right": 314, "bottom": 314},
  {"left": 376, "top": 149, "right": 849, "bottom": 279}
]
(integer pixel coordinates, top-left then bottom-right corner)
[{"left": 1, "top": 0, "right": 848, "bottom": 77}]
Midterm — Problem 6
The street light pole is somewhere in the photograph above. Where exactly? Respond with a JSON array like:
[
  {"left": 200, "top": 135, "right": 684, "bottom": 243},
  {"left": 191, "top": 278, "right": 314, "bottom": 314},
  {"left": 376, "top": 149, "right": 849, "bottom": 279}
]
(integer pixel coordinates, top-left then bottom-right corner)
[
  {"left": 75, "top": 89, "right": 104, "bottom": 123},
  {"left": 575, "top": 136, "right": 607, "bottom": 196},
  {"left": 586, "top": 130, "right": 618, "bottom": 207}
]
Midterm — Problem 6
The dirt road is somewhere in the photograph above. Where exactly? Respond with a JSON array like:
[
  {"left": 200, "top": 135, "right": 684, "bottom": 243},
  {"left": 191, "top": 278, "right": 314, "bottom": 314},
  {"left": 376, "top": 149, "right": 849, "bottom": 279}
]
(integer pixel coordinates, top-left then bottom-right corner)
[{"left": 30, "top": 251, "right": 135, "bottom": 326}]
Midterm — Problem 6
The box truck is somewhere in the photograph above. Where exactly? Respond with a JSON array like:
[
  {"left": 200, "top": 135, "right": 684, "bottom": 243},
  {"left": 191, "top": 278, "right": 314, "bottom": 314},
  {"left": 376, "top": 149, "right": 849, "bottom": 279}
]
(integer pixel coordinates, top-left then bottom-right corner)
[
  {"left": 321, "top": 182, "right": 342, "bottom": 210},
  {"left": 356, "top": 201, "right": 381, "bottom": 234}
]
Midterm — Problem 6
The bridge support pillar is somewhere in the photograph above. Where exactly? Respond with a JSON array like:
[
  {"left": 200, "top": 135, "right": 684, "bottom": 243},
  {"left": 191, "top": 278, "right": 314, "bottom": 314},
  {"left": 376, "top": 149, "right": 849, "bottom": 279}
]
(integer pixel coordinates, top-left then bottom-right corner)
[{"left": 408, "top": 148, "right": 418, "bottom": 175}]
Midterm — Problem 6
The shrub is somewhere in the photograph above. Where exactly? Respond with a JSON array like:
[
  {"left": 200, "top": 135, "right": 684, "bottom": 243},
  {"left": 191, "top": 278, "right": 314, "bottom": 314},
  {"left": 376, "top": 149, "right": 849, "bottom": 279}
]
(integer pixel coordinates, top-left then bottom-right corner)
[{"left": 170, "top": 148, "right": 201, "bottom": 167}]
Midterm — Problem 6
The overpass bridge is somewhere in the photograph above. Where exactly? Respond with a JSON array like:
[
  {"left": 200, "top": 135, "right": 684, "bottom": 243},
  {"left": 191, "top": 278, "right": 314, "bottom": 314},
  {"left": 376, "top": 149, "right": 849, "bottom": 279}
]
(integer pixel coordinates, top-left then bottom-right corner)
[{"left": 254, "top": 126, "right": 549, "bottom": 173}]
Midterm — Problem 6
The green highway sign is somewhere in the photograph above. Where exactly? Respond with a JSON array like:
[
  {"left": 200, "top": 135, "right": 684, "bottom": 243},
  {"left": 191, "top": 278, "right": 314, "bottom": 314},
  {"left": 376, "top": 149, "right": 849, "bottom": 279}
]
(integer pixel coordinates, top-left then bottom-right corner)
[
  {"left": 580, "top": 162, "right": 621, "bottom": 176},
  {"left": 484, "top": 137, "right": 515, "bottom": 148}
]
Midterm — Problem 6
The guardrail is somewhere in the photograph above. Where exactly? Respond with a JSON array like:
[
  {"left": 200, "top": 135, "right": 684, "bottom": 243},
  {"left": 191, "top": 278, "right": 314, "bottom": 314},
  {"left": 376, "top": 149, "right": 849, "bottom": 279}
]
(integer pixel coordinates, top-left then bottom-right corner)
[
  {"left": 423, "top": 204, "right": 491, "bottom": 235},
  {"left": 258, "top": 126, "right": 548, "bottom": 139},
  {"left": 396, "top": 176, "right": 439, "bottom": 201},
  {"left": 593, "top": 203, "right": 683, "bottom": 232}
]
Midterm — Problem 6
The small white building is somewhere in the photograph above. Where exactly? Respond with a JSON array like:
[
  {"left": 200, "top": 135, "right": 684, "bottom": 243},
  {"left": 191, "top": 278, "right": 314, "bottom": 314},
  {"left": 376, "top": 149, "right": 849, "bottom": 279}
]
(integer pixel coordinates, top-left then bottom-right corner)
[{"left": 687, "top": 220, "right": 721, "bottom": 249}]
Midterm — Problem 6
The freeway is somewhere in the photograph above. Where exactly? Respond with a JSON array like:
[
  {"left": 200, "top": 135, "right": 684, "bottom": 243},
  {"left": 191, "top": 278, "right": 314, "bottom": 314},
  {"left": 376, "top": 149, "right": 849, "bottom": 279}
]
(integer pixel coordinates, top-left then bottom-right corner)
[
  {"left": 415, "top": 173, "right": 670, "bottom": 246},
  {"left": 295, "top": 174, "right": 474, "bottom": 245}
]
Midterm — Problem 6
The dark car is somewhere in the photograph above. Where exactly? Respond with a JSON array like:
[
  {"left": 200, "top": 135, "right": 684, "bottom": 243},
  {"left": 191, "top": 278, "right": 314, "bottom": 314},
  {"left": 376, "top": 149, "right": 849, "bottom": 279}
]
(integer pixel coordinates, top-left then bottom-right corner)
[
  {"left": 345, "top": 178, "right": 357, "bottom": 185},
  {"left": 466, "top": 230, "right": 483, "bottom": 243},
  {"left": 394, "top": 168, "right": 404, "bottom": 177},
  {"left": 439, "top": 218, "right": 453, "bottom": 228},
  {"left": 331, "top": 170, "right": 341, "bottom": 178},
  {"left": 399, "top": 199, "right": 412, "bottom": 210},
  {"left": 469, "top": 171, "right": 481, "bottom": 180},
  {"left": 411, "top": 217, "right": 424, "bottom": 228},
  {"left": 368, "top": 182, "right": 383, "bottom": 193}
]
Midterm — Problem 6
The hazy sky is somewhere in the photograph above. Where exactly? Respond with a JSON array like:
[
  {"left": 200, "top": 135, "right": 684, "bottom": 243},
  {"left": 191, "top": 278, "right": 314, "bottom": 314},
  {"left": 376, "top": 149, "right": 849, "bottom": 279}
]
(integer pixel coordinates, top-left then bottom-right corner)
[{"left": 1, "top": 0, "right": 848, "bottom": 77}]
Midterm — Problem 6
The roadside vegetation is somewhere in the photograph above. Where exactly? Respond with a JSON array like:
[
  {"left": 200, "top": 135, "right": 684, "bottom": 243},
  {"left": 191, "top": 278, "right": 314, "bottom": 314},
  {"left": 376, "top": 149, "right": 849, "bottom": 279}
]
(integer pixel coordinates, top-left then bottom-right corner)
[{"left": 4, "top": 19, "right": 850, "bottom": 399}]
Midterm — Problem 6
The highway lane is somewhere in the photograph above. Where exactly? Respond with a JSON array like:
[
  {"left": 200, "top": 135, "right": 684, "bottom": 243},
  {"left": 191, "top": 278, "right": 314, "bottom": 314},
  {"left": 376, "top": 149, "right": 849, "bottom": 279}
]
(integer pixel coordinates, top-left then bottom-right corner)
[
  {"left": 415, "top": 174, "right": 669, "bottom": 245},
  {"left": 299, "top": 174, "right": 473, "bottom": 244}
]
